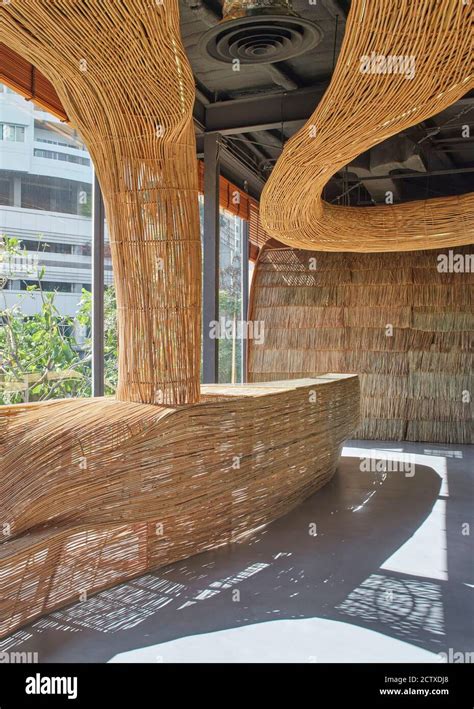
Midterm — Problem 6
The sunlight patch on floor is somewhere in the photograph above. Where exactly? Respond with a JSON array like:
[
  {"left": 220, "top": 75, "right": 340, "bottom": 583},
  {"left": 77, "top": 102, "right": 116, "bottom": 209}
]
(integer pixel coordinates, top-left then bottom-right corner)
[
  {"left": 343, "top": 446, "right": 448, "bottom": 581},
  {"left": 108, "top": 617, "right": 441, "bottom": 663}
]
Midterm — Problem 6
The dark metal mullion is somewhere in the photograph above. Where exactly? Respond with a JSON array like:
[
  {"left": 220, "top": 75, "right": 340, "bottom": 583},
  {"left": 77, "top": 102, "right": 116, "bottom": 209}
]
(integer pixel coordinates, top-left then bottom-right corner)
[
  {"left": 92, "top": 171, "right": 105, "bottom": 397},
  {"left": 202, "top": 133, "right": 220, "bottom": 384},
  {"left": 241, "top": 219, "right": 249, "bottom": 384}
]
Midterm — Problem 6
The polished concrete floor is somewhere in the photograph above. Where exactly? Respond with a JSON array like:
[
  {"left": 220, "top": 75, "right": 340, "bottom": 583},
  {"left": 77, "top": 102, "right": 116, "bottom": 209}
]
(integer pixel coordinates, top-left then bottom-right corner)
[{"left": 1, "top": 440, "right": 472, "bottom": 663}]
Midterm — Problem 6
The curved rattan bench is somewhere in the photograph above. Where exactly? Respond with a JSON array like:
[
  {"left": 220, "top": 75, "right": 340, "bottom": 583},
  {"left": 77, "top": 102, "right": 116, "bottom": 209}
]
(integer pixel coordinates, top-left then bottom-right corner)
[{"left": 0, "top": 376, "right": 359, "bottom": 638}]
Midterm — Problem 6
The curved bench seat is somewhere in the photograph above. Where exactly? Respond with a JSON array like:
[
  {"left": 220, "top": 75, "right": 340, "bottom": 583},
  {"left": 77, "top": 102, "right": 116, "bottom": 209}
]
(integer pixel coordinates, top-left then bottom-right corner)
[{"left": 0, "top": 375, "right": 359, "bottom": 638}]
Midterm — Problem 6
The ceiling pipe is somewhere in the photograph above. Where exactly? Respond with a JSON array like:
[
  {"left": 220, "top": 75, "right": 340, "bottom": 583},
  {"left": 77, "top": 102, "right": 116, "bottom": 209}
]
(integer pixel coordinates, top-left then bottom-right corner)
[{"left": 320, "top": 0, "right": 347, "bottom": 18}]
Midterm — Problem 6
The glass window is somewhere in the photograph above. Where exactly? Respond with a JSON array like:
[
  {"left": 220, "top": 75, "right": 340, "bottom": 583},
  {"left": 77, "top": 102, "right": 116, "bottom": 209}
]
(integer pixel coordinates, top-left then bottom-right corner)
[
  {"left": 219, "top": 209, "right": 243, "bottom": 384},
  {"left": 19, "top": 239, "right": 72, "bottom": 254},
  {"left": 34, "top": 148, "right": 90, "bottom": 166},
  {"left": 96, "top": 218, "right": 118, "bottom": 395},
  {"left": 0, "top": 174, "right": 12, "bottom": 206},
  {"left": 199, "top": 195, "right": 247, "bottom": 384},
  {"left": 21, "top": 176, "right": 92, "bottom": 215},
  {"left": 0, "top": 86, "right": 93, "bottom": 404},
  {"left": 19, "top": 279, "right": 73, "bottom": 293},
  {"left": 0, "top": 123, "right": 25, "bottom": 142}
]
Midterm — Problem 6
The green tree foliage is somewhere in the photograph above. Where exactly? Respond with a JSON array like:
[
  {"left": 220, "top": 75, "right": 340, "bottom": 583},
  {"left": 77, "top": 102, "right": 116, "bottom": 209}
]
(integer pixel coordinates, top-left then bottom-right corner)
[
  {"left": 0, "top": 235, "right": 118, "bottom": 404},
  {"left": 218, "top": 264, "right": 242, "bottom": 384},
  {"left": 76, "top": 286, "right": 119, "bottom": 394}
]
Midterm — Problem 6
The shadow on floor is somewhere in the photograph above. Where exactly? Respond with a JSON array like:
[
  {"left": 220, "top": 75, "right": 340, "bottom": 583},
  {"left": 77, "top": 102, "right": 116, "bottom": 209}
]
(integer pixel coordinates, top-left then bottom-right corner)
[{"left": 2, "top": 444, "right": 472, "bottom": 662}]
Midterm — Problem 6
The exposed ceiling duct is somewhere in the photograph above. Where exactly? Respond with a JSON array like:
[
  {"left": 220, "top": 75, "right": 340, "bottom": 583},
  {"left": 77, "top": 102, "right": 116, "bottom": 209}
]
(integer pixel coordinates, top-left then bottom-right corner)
[{"left": 199, "top": 0, "right": 323, "bottom": 65}]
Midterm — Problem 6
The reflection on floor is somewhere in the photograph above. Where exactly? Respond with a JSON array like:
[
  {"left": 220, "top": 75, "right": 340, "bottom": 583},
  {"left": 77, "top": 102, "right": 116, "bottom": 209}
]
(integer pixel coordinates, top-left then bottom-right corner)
[{"left": 1, "top": 441, "right": 472, "bottom": 663}]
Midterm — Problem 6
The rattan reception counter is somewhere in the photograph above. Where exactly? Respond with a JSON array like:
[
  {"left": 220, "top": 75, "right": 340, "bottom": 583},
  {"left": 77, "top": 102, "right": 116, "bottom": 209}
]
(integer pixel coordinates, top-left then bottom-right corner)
[{"left": 0, "top": 375, "right": 359, "bottom": 638}]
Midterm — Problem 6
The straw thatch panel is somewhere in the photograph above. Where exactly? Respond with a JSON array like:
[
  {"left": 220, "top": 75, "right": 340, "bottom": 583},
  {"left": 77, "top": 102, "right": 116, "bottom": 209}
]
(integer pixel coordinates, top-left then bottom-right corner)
[
  {"left": 0, "top": 376, "right": 359, "bottom": 638},
  {"left": 260, "top": 0, "right": 474, "bottom": 252},
  {"left": 249, "top": 247, "right": 473, "bottom": 444}
]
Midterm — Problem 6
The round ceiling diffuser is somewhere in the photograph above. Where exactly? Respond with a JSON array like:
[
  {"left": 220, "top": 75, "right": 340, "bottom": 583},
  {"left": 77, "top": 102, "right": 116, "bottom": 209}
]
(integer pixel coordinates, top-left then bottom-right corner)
[{"left": 200, "top": 0, "right": 323, "bottom": 65}]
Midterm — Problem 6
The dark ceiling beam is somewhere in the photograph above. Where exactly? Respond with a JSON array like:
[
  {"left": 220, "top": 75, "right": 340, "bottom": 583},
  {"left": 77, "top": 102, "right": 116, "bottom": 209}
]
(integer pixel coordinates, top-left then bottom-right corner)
[
  {"left": 199, "top": 83, "right": 329, "bottom": 137},
  {"left": 228, "top": 134, "right": 274, "bottom": 169},
  {"left": 221, "top": 134, "right": 263, "bottom": 175},
  {"left": 403, "top": 120, "right": 468, "bottom": 192},
  {"left": 340, "top": 166, "right": 474, "bottom": 182},
  {"left": 199, "top": 88, "right": 474, "bottom": 139},
  {"left": 432, "top": 137, "right": 474, "bottom": 145},
  {"left": 249, "top": 129, "right": 284, "bottom": 153},
  {"left": 219, "top": 147, "right": 266, "bottom": 199},
  {"left": 193, "top": 95, "right": 207, "bottom": 131},
  {"left": 265, "top": 63, "right": 299, "bottom": 91},
  {"left": 196, "top": 141, "right": 266, "bottom": 200},
  {"left": 194, "top": 84, "right": 269, "bottom": 184},
  {"left": 246, "top": 130, "right": 283, "bottom": 165}
]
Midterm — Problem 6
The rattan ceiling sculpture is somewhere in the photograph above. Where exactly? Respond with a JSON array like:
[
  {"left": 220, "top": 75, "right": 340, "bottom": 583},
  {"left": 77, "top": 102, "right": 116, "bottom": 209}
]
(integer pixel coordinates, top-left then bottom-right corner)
[
  {"left": 1, "top": 0, "right": 201, "bottom": 405},
  {"left": 0, "top": 2, "right": 360, "bottom": 638},
  {"left": 260, "top": 0, "right": 474, "bottom": 252}
]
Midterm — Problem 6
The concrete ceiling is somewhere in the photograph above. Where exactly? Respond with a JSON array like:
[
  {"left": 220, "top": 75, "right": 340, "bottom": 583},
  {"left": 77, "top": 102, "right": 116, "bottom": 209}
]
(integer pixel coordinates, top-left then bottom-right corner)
[{"left": 181, "top": 0, "right": 474, "bottom": 204}]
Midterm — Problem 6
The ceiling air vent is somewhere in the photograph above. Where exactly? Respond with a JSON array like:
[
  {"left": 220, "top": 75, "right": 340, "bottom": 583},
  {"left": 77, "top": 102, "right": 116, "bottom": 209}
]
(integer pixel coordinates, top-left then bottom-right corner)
[{"left": 200, "top": 0, "right": 323, "bottom": 65}]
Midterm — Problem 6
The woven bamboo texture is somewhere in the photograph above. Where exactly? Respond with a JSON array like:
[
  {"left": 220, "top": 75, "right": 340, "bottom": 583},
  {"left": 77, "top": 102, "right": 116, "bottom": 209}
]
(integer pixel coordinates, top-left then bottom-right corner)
[
  {"left": 0, "top": 377, "right": 359, "bottom": 638},
  {"left": 0, "top": 1, "right": 361, "bottom": 640},
  {"left": 260, "top": 0, "right": 474, "bottom": 252},
  {"left": 248, "top": 247, "right": 473, "bottom": 444},
  {"left": 1, "top": 0, "right": 201, "bottom": 405}
]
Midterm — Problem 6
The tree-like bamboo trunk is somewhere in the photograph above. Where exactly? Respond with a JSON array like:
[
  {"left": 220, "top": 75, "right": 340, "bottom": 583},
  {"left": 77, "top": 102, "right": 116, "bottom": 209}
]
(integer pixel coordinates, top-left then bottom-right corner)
[{"left": 2, "top": 1, "right": 201, "bottom": 405}]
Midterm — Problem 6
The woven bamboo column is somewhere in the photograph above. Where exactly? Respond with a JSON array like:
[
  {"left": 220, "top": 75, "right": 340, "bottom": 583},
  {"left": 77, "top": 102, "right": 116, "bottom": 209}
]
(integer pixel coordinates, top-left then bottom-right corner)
[{"left": 1, "top": 1, "right": 201, "bottom": 405}]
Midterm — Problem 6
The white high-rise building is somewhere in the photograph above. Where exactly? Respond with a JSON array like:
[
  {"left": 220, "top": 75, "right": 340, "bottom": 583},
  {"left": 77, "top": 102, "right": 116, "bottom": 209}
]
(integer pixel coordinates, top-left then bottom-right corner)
[{"left": 0, "top": 85, "right": 113, "bottom": 318}]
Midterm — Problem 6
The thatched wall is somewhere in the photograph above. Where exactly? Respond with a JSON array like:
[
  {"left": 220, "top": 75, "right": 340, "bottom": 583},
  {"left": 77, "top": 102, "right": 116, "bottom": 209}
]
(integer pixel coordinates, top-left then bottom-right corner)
[{"left": 248, "top": 246, "right": 473, "bottom": 444}]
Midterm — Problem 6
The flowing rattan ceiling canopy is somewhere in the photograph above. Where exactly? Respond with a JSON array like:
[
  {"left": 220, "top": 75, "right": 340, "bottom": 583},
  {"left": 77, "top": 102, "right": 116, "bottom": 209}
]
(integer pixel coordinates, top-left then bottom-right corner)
[{"left": 260, "top": 0, "right": 474, "bottom": 252}]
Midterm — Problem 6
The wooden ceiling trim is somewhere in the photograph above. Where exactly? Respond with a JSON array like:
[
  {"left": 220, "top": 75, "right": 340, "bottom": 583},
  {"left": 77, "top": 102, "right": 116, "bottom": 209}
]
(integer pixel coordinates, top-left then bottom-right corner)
[{"left": 0, "top": 43, "right": 68, "bottom": 121}]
